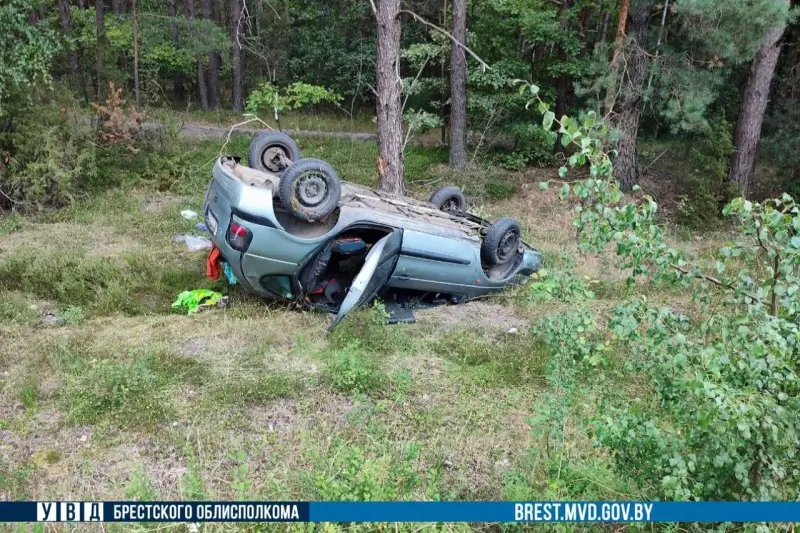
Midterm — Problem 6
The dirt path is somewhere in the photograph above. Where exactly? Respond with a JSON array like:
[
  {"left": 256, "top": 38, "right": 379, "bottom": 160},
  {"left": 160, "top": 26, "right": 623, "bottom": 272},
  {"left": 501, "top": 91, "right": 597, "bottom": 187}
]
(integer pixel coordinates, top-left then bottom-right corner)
[{"left": 141, "top": 120, "right": 378, "bottom": 142}]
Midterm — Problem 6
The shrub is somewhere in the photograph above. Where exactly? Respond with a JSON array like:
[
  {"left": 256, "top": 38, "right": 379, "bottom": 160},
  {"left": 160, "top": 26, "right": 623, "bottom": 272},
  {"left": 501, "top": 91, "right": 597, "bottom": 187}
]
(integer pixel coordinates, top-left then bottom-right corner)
[{"left": 324, "top": 342, "right": 387, "bottom": 396}]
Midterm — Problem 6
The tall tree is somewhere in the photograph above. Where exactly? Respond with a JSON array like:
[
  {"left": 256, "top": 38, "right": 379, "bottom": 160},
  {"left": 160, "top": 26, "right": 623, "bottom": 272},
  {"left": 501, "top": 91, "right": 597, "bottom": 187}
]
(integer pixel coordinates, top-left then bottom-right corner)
[
  {"left": 111, "top": 0, "right": 125, "bottom": 14},
  {"left": 728, "top": 0, "right": 791, "bottom": 197},
  {"left": 167, "top": 0, "right": 185, "bottom": 100},
  {"left": 449, "top": 0, "right": 468, "bottom": 170},
  {"left": 187, "top": 0, "right": 209, "bottom": 110},
  {"left": 375, "top": 0, "right": 404, "bottom": 194},
  {"left": 57, "top": 0, "right": 79, "bottom": 78},
  {"left": 96, "top": 0, "right": 108, "bottom": 101},
  {"left": 608, "top": 0, "right": 649, "bottom": 191},
  {"left": 603, "top": 0, "right": 630, "bottom": 117},
  {"left": 201, "top": 0, "right": 221, "bottom": 110},
  {"left": 132, "top": 0, "right": 139, "bottom": 107},
  {"left": 554, "top": 0, "right": 574, "bottom": 155},
  {"left": 229, "top": 0, "right": 244, "bottom": 112}
]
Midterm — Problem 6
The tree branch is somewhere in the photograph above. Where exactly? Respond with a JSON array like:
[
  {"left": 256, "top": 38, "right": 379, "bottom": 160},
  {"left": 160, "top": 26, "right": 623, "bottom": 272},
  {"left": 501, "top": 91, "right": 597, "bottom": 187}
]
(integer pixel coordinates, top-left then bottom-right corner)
[{"left": 398, "top": 9, "right": 492, "bottom": 71}]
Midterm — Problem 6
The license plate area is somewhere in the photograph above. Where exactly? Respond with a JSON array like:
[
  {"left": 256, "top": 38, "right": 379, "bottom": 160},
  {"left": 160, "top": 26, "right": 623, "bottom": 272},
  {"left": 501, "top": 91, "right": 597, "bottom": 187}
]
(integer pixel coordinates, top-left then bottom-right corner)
[{"left": 206, "top": 211, "right": 219, "bottom": 236}]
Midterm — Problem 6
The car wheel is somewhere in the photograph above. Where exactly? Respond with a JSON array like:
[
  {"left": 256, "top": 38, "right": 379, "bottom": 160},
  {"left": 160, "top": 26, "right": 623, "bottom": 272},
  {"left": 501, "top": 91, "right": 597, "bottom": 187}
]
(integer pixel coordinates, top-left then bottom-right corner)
[
  {"left": 247, "top": 132, "right": 301, "bottom": 174},
  {"left": 279, "top": 158, "right": 342, "bottom": 222},
  {"left": 482, "top": 217, "right": 522, "bottom": 265},
  {"left": 429, "top": 186, "right": 466, "bottom": 213}
]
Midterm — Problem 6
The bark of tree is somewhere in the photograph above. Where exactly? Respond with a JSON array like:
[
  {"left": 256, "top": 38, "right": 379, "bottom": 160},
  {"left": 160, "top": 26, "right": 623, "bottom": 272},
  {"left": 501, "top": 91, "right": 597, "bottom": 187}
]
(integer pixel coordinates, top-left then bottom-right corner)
[
  {"left": 186, "top": 0, "right": 209, "bottom": 110},
  {"left": 375, "top": 0, "right": 404, "bottom": 195},
  {"left": 132, "top": 0, "right": 140, "bottom": 107},
  {"left": 202, "top": 0, "right": 222, "bottom": 110},
  {"left": 448, "top": 0, "right": 468, "bottom": 170},
  {"left": 96, "top": 0, "right": 108, "bottom": 101},
  {"left": 229, "top": 0, "right": 245, "bottom": 112},
  {"left": 112, "top": 0, "right": 126, "bottom": 14},
  {"left": 603, "top": 0, "right": 630, "bottom": 117},
  {"left": 440, "top": 0, "right": 448, "bottom": 145},
  {"left": 554, "top": 0, "right": 573, "bottom": 155},
  {"left": 57, "top": 0, "right": 79, "bottom": 78},
  {"left": 167, "top": 0, "right": 185, "bottom": 101},
  {"left": 728, "top": 0, "right": 790, "bottom": 198},
  {"left": 610, "top": 1, "right": 650, "bottom": 191}
]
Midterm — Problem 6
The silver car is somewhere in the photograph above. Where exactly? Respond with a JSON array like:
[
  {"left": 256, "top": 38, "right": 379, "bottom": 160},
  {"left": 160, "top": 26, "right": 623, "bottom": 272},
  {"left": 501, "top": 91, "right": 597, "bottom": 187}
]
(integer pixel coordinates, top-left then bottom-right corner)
[{"left": 202, "top": 132, "right": 542, "bottom": 330}]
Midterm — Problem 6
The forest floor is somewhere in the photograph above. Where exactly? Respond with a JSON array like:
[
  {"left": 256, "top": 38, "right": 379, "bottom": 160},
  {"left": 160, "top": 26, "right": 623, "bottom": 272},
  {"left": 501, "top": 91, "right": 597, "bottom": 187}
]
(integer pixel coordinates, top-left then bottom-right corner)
[{"left": 0, "top": 120, "right": 731, "bottom": 529}]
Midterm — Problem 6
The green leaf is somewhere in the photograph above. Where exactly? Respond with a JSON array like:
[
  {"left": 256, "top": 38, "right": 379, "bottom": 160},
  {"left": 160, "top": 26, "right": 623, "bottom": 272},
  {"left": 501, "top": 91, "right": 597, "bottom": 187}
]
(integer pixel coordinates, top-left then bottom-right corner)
[
  {"left": 542, "top": 111, "right": 555, "bottom": 130},
  {"left": 558, "top": 166, "right": 568, "bottom": 178},
  {"left": 560, "top": 183, "right": 570, "bottom": 197},
  {"left": 529, "top": 84, "right": 540, "bottom": 96},
  {"left": 538, "top": 182, "right": 549, "bottom": 191}
]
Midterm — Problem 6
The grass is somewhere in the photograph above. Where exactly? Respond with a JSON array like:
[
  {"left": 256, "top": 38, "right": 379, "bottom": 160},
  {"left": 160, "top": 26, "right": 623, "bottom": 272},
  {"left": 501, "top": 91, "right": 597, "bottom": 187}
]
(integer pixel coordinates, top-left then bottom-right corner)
[{"left": 0, "top": 123, "right": 728, "bottom": 527}]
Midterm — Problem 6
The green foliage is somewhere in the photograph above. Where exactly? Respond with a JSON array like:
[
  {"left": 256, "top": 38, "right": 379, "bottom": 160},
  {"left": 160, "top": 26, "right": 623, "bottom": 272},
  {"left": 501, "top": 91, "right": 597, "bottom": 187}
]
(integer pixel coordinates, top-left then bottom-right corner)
[
  {"left": 528, "top": 255, "right": 596, "bottom": 303},
  {"left": 677, "top": 118, "right": 737, "bottom": 228},
  {"left": 212, "top": 373, "right": 300, "bottom": 406},
  {"left": 246, "top": 82, "right": 342, "bottom": 121},
  {"left": 0, "top": 0, "right": 59, "bottom": 118},
  {"left": 324, "top": 341, "right": 387, "bottom": 396},
  {"left": 310, "top": 442, "right": 421, "bottom": 501},
  {"left": 0, "top": 86, "right": 97, "bottom": 209},
  {"left": 530, "top": 87, "right": 800, "bottom": 501},
  {"left": 126, "top": 468, "right": 158, "bottom": 501}
]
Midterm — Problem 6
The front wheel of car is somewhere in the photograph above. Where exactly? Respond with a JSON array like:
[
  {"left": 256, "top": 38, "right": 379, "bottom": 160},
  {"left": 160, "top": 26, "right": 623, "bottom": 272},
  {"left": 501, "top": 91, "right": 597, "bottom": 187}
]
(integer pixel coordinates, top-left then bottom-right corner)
[
  {"left": 482, "top": 217, "right": 522, "bottom": 266},
  {"left": 279, "top": 158, "right": 342, "bottom": 222},
  {"left": 247, "top": 131, "right": 301, "bottom": 174},
  {"left": 429, "top": 186, "right": 466, "bottom": 213}
]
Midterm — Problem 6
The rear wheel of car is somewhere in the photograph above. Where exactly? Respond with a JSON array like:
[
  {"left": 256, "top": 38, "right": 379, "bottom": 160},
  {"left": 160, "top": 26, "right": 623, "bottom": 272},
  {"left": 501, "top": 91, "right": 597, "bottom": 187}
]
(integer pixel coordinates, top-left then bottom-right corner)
[
  {"left": 482, "top": 217, "right": 522, "bottom": 266},
  {"left": 279, "top": 158, "right": 342, "bottom": 222},
  {"left": 429, "top": 186, "right": 466, "bottom": 213},
  {"left": 247, "top": 132, "right": 301, "bottom": 174}
]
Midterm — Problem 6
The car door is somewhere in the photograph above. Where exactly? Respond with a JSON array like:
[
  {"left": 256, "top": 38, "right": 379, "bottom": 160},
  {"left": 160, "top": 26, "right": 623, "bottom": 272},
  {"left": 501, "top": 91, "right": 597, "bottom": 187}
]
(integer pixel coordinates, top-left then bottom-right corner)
[{"left": 328, "top": 230, "right": 403, "bottom": 331}]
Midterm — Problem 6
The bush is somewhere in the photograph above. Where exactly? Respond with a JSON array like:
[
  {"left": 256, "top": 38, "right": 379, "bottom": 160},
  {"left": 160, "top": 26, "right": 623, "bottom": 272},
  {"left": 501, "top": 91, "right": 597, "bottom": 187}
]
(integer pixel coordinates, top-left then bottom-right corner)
[
  {"left": 0, "top": 85, "right": 97, "bottom": 210},
  {"left": 495, "top": 123, "right": 557, "bottom": 170},
  {"left": 677, "top": 118, "right": 737, "bottom": 228},
  {"left": 324, "top": 342, "right": 387, "bottom": 396}
]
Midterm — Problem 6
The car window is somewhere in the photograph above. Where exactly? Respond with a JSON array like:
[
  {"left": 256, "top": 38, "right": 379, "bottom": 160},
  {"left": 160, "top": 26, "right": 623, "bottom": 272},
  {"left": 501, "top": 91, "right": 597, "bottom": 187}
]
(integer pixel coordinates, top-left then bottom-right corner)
[{"left": 262, "top": 275, "right": 294, "bottom": 299}]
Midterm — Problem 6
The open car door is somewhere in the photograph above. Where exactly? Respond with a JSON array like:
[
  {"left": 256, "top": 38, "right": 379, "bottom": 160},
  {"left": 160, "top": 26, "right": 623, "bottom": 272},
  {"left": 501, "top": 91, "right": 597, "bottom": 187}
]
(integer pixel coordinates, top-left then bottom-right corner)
[{"left": 328, "top": 230, "right": 403, "bottom": 331}]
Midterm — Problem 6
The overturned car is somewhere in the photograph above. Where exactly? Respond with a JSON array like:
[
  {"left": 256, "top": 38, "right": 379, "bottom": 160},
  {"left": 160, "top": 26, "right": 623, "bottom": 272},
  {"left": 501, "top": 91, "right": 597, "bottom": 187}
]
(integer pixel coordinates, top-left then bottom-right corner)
[{"left": 202, "top": 132, "right": 542, "bottom": 330}]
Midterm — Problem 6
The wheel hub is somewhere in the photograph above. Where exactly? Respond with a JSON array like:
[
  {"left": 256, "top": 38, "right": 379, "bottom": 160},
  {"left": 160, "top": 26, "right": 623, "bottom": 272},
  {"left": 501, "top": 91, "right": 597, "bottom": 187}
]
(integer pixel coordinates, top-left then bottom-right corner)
[
  {"left": 497, "top": 230, "right": 519, "bottom": 262},
  {"left": 262, "top": 146, "right": 288, "bottom": 172},
  {"left": 297, "top": 173, "right": 328, "bottom": 206}
]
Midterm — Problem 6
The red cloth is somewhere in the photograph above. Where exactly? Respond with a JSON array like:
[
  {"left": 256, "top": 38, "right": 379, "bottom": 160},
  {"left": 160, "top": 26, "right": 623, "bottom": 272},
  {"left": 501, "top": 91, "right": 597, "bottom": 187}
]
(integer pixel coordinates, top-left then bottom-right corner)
[{"left": 206, "top": 244, "right": 222, "bottom": 280}]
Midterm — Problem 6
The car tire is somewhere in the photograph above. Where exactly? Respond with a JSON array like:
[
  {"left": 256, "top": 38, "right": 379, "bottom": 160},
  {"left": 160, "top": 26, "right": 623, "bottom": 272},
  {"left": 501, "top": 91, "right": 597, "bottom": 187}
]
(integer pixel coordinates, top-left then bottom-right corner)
[
  {"left": 247, "top": 132, "right": 301, "bottom": 174},
  {"left": 279, "top": 158, "right": 342, "bottom": 222},
  {"left": 429, "top": 186, "right": 466, "bottom": 212},
  {"left": 482, "top": 217, "right": 522, "bottom": 266}
]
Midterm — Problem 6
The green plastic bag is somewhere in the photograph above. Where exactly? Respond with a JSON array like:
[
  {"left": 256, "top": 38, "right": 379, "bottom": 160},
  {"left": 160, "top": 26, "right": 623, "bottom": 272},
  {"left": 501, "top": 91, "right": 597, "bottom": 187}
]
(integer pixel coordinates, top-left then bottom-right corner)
[{"left": 172, "top": 289, "right": 228, "bottom": 314}]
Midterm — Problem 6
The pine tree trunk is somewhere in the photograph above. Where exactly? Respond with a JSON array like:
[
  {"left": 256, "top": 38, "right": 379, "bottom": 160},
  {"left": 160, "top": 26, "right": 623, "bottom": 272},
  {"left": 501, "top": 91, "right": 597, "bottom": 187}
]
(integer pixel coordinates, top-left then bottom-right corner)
[
  {"left": 448, "top": 0, "right": 468, "bottom": 170},
  {"left": 132, "top": 0, "right": 140, "bottom": 107},
  {"left": 96, "top": 0, "right": 108, "bottom": 101},
  {"left": 186, "top": 0, "right": 209, "bottom": 110},
  {"left": 167, "top": 0, "right": 185, "bottom": 101},
  {"left": 57, "top": 0, "right": 79, "bottom": 78},
  {"left": 554, "top": 0, "right": 573, "bottom": 155},
  {"left": 112, "top": 0, "right": 126, "bottom": 14},
  {"left": 611, "top": 1, "right": 649, "bottom": 191},
  {"left": 375, "top": 0, "right": 404, "bottom": 195},
  {"left": 728, "top": 0, "right": 790, "bottom": 198},
  {"left": 229, "top": 0, "right": 244, "bottom": 112},
  {"left": 202, "top": 0, "right": 222, "bottom": 110},
  {"left": 603, "top": 0, "right": 630, "bottom": 117}
]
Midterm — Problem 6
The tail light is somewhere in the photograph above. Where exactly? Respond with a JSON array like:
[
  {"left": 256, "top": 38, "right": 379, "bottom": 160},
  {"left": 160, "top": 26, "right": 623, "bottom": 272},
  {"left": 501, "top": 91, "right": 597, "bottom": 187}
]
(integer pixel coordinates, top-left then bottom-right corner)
[{"left": 227, "top": 222, "right": 252, "bottom": 252}]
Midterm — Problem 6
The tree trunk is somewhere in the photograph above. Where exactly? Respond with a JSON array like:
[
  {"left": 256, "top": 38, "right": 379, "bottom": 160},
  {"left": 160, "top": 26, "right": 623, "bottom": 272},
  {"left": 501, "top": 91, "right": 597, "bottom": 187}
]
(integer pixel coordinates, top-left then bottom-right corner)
[
  {"left": 112, "top": 0, "right": 126, "bottom": 14},
  {"left": 57, "top": 0, "right": 79, "bottom": 78},
  {"left": 554, "top": 0, "right": 573, "bottom": 155},
  {"left": 728, "top": 0, "right": 790, "bottom": 198},
  {"left": 375, "top": 0, "right": 404, "bottom": 194},
  {"left": 96, "top": 0, "right": 108, "bottom": 101},
  {"left": 449, "top": 0, "right": 468, "bottom": 170},
  {"left": 440, "top": 0, "right": 448, "bottom": 145},
  {"left": 132, "top": 0, "right": 140, "bottom": 107},
  {"left": 611, "top": 1, "right": 650, "bottom": 191},
  {"left": 603, "top": 0, "right": 630, "bottom": 117},
  {"left": 186, "top": 0, "right": 209, "bottom": 110},
  {"left": 167, "top": 0, "right": 185, "bottom": 101},
  {"left": 202, "top": 0, "right": 222, "bottom": 110},
  {"left": 229, "top": 0, "right": 244, "bottom": 112}
]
